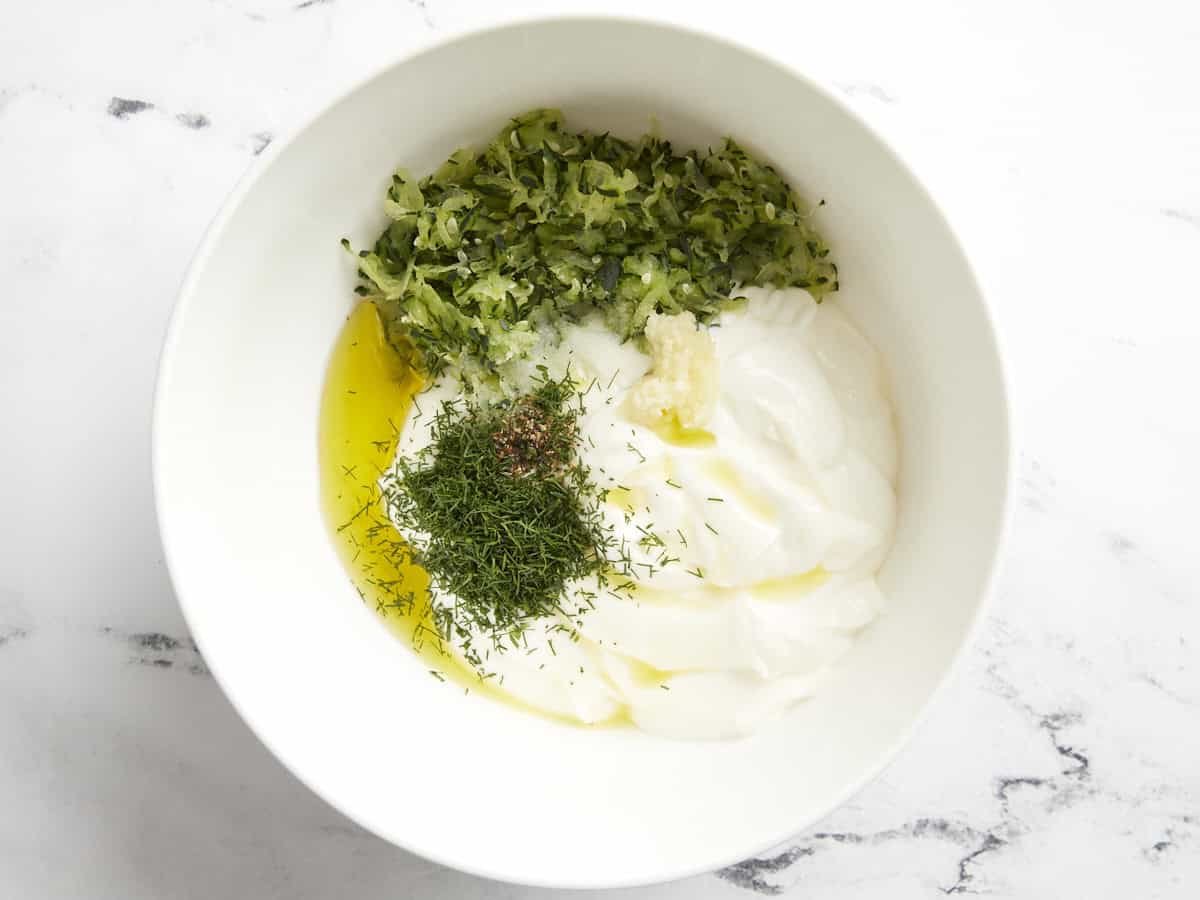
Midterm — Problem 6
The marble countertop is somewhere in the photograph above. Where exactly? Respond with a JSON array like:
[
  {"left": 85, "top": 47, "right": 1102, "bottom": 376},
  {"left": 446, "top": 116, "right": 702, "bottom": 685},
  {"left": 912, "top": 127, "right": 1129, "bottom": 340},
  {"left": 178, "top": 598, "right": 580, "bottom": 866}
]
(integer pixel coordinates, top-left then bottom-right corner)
[{"left": 3, "top": 0, "right": 1198, "bottom": 896}]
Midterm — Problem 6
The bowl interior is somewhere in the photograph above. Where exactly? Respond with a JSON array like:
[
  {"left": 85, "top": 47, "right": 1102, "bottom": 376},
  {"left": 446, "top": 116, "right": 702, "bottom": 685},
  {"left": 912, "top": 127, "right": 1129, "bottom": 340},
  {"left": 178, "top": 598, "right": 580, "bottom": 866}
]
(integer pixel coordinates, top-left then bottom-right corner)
[{"left": 155, "top": 18, "right": 1009, "bottom": 888}]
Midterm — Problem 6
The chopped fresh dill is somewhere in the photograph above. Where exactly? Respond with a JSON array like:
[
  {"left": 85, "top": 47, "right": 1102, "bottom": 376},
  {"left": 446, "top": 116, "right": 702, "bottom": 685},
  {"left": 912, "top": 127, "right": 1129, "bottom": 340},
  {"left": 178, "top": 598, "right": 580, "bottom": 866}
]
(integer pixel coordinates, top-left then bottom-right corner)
[{"left": 381, "top": 375, "right": 617, "bottom": 653}]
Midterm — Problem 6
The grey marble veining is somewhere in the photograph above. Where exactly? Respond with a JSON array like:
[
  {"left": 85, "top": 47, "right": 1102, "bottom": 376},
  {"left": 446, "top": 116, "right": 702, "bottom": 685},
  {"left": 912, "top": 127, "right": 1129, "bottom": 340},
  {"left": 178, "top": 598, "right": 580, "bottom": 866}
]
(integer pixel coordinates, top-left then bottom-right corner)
[{"left": 2, "top": 0, "right": 1198, "bottom": 897}]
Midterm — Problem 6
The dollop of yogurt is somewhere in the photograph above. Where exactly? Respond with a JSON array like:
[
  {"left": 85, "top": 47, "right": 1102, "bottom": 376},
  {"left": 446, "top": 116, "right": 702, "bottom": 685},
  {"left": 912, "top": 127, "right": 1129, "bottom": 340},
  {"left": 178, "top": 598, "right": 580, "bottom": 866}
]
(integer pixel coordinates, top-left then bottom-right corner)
[{"left": 388, "top": 287, "right": 898, "bottom": 739}]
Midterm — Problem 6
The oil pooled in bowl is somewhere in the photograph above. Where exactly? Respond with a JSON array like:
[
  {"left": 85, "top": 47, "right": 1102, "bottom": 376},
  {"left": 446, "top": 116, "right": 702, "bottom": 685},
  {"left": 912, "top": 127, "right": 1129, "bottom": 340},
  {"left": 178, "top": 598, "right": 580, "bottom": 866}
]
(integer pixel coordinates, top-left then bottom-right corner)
[{"left": 318, "top": 302, "right": 440, "bottom": 653}]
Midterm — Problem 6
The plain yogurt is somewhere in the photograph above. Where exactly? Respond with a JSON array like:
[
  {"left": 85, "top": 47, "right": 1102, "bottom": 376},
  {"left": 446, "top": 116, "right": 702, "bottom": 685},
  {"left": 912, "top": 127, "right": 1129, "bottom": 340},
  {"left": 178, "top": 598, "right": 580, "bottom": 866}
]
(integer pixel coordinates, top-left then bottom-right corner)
[{"left": 388, "top": 286, "right": 898, "bottom": 739}]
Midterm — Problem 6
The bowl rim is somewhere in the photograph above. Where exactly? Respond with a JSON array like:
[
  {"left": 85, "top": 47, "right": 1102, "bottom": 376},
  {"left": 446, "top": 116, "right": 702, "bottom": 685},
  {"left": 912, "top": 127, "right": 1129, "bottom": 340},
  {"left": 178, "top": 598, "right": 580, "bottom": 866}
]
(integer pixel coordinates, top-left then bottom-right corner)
[{"left": 152, "top": 11, "right": 1014, "bottom": 890}]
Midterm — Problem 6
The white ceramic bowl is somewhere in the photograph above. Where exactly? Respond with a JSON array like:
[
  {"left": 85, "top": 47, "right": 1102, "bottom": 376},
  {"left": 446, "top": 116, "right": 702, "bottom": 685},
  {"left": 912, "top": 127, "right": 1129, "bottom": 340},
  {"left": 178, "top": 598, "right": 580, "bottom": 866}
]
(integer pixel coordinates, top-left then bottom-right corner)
[{"left": 154, "top": 16, "right": 1010, "bottom": 889}]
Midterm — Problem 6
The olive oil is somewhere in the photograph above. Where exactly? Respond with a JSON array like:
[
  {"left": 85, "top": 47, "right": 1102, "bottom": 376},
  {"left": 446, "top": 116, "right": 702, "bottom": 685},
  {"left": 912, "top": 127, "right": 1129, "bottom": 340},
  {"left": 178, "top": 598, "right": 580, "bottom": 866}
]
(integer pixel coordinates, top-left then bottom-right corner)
[
  {"left": 604, "top": 485, "right": 643, "bottom": 514},
  {"left": 621, "top": 655, "right": 676, "bottom": 690},
  {"left": 751, "top": 567, "right": 830, "bottom": 601},
  {"left": 703, "top": 458, "right": 779, "bottom": 522},
  {"left": 651, "top": 416, "right": 717, "bottom": 449},
  {"left": 319, "top": 302, "right": 442, "bottom": 653}
]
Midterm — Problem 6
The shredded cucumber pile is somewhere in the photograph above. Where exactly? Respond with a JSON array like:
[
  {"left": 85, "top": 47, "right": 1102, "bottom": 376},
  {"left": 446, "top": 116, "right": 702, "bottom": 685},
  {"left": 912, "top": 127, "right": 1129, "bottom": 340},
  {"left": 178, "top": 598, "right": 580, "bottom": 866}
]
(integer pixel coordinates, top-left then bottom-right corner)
[{"left": 349, "top": 108, "right": 836, "bottom": 388}]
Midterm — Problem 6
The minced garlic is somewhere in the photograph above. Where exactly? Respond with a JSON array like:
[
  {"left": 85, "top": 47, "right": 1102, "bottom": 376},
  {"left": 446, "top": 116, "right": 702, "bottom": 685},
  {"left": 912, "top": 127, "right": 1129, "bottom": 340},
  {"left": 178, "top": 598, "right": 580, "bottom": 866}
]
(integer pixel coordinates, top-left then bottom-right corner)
[{"left": 626, "top": 311, "right": 718, "bottom": 430}]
